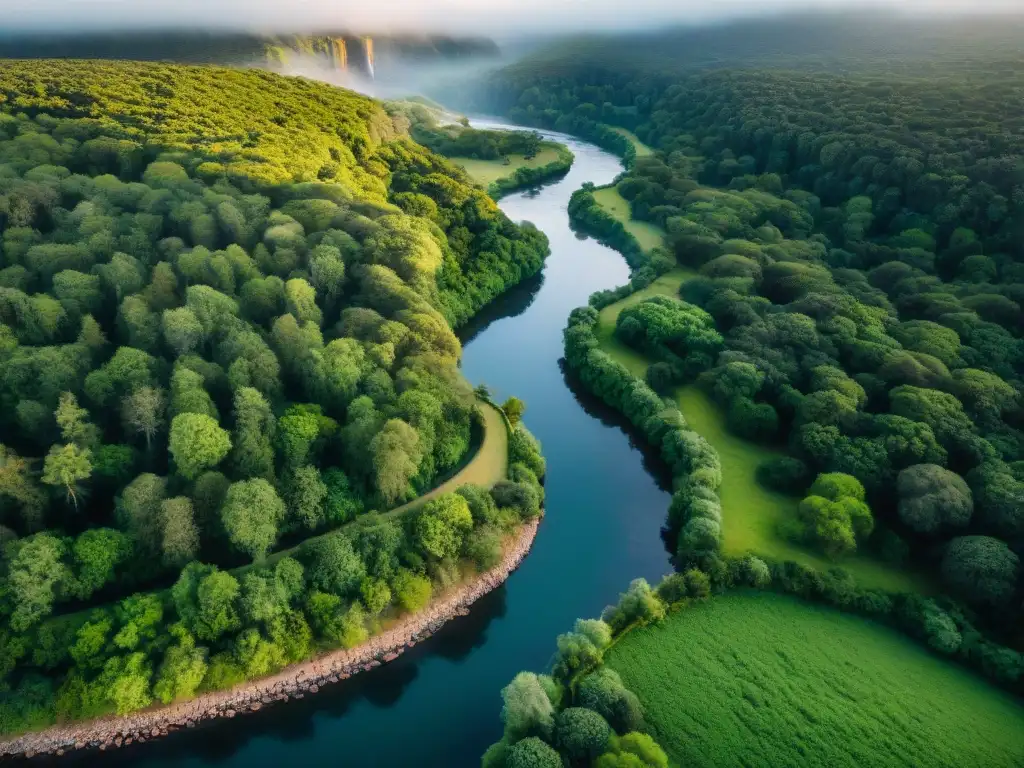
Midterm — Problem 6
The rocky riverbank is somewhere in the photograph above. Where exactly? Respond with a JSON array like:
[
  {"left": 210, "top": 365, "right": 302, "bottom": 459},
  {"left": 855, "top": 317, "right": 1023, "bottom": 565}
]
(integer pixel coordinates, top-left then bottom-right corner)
[{"left": 1, "top": 519, "right": 540, "bottom": 760}]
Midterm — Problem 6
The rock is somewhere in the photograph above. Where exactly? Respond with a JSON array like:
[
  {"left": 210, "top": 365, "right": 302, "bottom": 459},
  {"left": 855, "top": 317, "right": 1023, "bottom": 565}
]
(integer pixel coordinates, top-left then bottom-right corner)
[
  {"left": 309, "top": 685, "right": 319, "bottom": 694},
  {"left": 226, "top": 710, "right": 235, "bottom": 718},
  {"left": 250, "top": 703, "right": 262, "bottom": 711}
]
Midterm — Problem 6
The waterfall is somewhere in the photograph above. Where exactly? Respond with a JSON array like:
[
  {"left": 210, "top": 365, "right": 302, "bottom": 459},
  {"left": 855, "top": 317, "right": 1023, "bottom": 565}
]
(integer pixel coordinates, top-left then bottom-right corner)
[
  {"left": 333, "top": 37, "right": 348, "bottom": 71},
  {"left": 362, "top": 36, "right": 374, "bottom": 79}
]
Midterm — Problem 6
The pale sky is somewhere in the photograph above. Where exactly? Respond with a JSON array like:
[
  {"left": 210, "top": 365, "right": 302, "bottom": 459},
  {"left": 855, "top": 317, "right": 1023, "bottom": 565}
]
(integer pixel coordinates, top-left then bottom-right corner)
[{"left": 0, "top": 0, "right": 1021, "bottom": 34}]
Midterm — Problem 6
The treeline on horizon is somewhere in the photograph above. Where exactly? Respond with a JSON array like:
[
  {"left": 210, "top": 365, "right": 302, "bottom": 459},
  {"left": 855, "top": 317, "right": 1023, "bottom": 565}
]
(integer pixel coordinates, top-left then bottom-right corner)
[
  {"left": 0, "top": 60, "right": 548, "bottom": 733},
  {"left": 478, "top": 15, "right": 1024, "bottom": 641},
  {"left": 0, "top": 30, "right": 500, "bottom": 66}
]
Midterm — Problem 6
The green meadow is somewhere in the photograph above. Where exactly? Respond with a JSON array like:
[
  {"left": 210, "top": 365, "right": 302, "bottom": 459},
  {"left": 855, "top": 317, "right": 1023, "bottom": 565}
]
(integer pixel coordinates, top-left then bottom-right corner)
[
  {"left": 451, "top": 145, "right": 563, "bottom": 186},
  {"left": 592, "top": 185, "right": 667, "bottom": 252},
  {"left": 595, "top": 272, "right": 922, "bottom": 592},
  {"left": 607, "top": 592, "right": 1024, "bottom": 768}
]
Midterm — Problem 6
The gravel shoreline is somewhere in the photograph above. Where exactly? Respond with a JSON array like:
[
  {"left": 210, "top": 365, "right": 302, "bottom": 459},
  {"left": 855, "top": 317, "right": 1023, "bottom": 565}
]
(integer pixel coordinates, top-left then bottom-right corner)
[{"left": 0, "top": 519, "right": 540, "bottom": 760}]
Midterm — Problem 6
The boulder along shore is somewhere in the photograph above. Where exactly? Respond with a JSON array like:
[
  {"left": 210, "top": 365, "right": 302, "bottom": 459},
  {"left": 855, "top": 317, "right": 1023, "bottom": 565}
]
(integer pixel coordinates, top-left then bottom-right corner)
[{"left": 1, "top": 518, "right": 540, "bottom": 760}]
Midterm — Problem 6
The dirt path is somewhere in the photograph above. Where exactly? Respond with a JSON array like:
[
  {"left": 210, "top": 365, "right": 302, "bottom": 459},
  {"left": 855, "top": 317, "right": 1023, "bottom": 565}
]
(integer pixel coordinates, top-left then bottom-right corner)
[{"left": 1, "top": 518, "right": 539, "bottom": 760}]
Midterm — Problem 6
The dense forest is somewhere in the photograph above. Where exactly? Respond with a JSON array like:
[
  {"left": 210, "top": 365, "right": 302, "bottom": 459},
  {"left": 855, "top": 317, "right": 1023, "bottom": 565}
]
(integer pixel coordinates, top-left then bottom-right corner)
[
  {"left": 0, "top": 60, "right": 547, "bottom": 733},
  {"left": 477, "top": 16, "right": 1024, "bottom": 767},
  {"left": 480, "top": 14, "right": 1024, "bottom": 636}
]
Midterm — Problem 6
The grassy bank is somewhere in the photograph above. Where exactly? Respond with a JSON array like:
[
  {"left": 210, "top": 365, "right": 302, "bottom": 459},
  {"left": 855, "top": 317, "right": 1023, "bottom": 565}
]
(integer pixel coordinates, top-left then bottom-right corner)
[
  {"left": 592, "top": 186, "right": 666, "bottom": 251},
  {"left": 451, "top": 142, "right": 573, "bottom": 199},
  {"left": 595, "top": 273, "right": 921, "bottom": 592},
  {"left": 609, "top": 127, "right": 654, "bottom": 157},
  {"left": 607, "top": 591, "right": 1024, "bottom": 767}
]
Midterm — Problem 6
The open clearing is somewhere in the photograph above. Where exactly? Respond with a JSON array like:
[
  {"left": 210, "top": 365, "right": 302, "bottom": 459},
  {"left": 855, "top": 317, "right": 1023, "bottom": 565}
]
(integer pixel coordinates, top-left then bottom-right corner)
[
  {"left": 451, "top": 146, "right": 563, "bottom": 187},
  {"left": 607, "top": 592, "right": 1024, "bottom": 768},
  {"left": 593, "top": 185, "right": 667, "bottom": 252},
  {"left": 595, "top": 275, "right": 922, "bottom": 592}
]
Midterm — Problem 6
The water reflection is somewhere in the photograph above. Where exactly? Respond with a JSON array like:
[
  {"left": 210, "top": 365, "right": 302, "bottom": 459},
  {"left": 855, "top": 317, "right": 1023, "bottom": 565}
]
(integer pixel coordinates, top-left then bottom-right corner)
[{"left": 458, "top": 271, "right": 545, "bottom": 346}]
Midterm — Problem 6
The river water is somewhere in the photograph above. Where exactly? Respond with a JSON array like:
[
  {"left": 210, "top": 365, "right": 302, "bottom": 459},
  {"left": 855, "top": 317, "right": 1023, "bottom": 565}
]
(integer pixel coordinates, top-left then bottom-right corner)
[{"left": 96, "top": 124, "right": 674, "bottom": 768}]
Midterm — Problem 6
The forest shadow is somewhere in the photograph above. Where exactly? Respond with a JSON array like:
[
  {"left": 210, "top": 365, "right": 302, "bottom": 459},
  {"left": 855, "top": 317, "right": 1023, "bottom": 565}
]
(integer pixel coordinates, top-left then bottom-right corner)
[{"left": 457, "top": 271, "right": 545, "bottom": 346}]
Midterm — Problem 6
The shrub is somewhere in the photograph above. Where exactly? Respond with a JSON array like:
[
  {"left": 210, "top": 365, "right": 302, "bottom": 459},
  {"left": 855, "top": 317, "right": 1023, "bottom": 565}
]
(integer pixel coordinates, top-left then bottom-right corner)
[
  {"left": 755, "top": 456, "right": 810, "bottom": 494},
  {"left": 576, "top": 667, "right": 645, "bottom": 734},
  {"left": 555, "top": 707, "right": 612, "bottom": 762},
  {"left": 942, "top": 536, "right": 1019, "bottom": 609},
  {"left": 506, "top": 736, "right": 562, "bottom": 768}
]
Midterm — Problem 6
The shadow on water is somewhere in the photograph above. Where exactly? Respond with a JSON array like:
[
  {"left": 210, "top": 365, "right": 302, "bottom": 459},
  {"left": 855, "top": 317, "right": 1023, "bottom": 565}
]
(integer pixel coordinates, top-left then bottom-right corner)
[
  {"left": 458, "top": 271, "right": 545, "bottom": 346},
  {"left": 558, "top": 359, "right": 674, "bottom": 497}
]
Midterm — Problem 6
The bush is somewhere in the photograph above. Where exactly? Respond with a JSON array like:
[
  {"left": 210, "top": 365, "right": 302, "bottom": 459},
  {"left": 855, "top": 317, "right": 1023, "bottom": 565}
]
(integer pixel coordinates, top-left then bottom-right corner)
[
  {"left": 942, "top": 536, "right": 1019, "bottom": 609},
  {"left": 576, "top": 667, "right": 645, "bottom": 734},
  {"left": 601, "top": 579, "right": 666, "bottom": 634},
  {"left": 645, "top": 362, "right": 676, "bottom": 394},
  {"left": 501, "top": 671, "right": 555, "bottom": 742},
  {"left": 756, "top": 456, "right": 810, "bottom": 494},
  {"left": 506, "top": 737, "right": 562, "bottom": 768},
  {"left": 554, "top": 707, "right": 612, "bottom": 762}
]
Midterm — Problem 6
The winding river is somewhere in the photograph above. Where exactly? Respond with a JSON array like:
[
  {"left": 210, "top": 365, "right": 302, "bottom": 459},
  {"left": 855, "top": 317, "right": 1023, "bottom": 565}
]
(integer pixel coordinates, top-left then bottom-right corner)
[{"left": 86, "top": 125, "right": 674, "bottom": 768}]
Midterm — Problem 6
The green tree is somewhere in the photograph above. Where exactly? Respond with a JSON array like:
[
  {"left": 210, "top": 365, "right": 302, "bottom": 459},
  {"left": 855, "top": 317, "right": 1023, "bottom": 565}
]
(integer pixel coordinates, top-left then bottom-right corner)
[
  {"left": 162, "top": 306, "right": 206, "bottom": 357},
  {"left": 153, "top": 625, "right": 208, "bottom": 705},
  {"left": 117, "top": 472, "right": 167, "bottom": 559},
  {"left": 555, "top": 707, "right": 612, "bottom": 762},
  {"left": 501, "top": 671, "right": 555, "bottom": 742},
  {"left": 370, "top": 418, "right": 422, "bottom": 504},
  {"left": 501, "top": 396, "right": 526, "bottom": 427},
  {"left": 55, "top": 392, "right": 99, "bottom": 448},
  {"left": 160, "top": 496, "right": 200, "bottom": 567},
  {"left": 42, "top": 443, "right": 92, "bottom": 511},
  {"left": 5, "top": 533, "right": 68, "bottom": 631},
  {"left": 287, "top": 465, "right": 327, "bottom": 530},
  {"left": 121, "top": 386, "right": 166, "bottom": 451},
  {"left": 193, "top": 570, "right": 242, "bottom": 642},
  {"left": 506, "top": 736, "right": 561, "bottom": 768},
  {"left": 99, "top": 652, "right": 153, "bottom": 715},
  {"left": 391, "top": 568, "right": 431, "bottom": 612},
  {"left": 413, "top": 493, "right": 474, "bottom": 561},
  {"left": 221, "top": 478, "right": 286, "bottom": 561},
  {"left": 168, "top": 413, "right": 231, "bottom": 480},
  {"left": 797, "top": 473, "right": 873, "bottom": 557},
  {"left": 942, "top": 536, "right": 1019, "bottom": 609},
  {"left": 69, "top": 528, "right": 131, "bottom": 599},
  {"left": 304, "top": 533, "right": 366, "bottom": 597},
  {"left": 230, "top": 387, "right": 276, "bottom": 480},
  {"left": 896, "top": 464, "right": 973, "bottom": 535}
]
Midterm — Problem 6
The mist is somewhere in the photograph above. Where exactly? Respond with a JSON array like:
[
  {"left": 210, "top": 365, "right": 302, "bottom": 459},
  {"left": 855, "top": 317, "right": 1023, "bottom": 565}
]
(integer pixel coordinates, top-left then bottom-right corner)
[{"left": 2, "top": 0, "right": 1022, "bottom": 36}]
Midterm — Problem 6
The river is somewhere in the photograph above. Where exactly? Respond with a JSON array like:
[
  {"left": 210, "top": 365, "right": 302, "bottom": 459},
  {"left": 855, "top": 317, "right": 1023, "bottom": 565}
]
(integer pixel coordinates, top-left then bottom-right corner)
[{"left": 88, "top": 123, "right": 674, "bottom": 768}]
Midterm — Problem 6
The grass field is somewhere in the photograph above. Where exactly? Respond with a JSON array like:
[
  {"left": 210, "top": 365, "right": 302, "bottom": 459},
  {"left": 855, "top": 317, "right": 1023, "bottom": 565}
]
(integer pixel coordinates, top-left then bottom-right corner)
[
  {"left": 451, "top": 146, "right": 563, "bottom": 187},
  {"left": 593, "top": 186, "right": 667, "bottom": 252},
  {"left": 594, "top": 276, "right": 922, "bottom": 592},
  {"left": 607, "top": 592, "right": 1024, "bottom": 768},
  {"left": 610, "top": 126, "right": 654, "bottom": 157}
]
